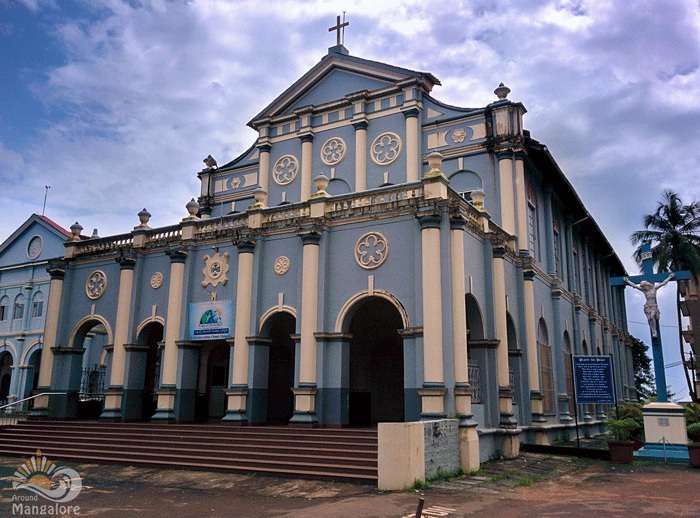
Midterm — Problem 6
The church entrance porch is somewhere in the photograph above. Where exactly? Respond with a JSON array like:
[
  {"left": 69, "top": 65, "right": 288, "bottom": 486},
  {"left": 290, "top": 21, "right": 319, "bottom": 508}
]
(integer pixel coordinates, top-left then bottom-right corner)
[{"left": 347, "top": 297, "right": 404, "bottom": 426}]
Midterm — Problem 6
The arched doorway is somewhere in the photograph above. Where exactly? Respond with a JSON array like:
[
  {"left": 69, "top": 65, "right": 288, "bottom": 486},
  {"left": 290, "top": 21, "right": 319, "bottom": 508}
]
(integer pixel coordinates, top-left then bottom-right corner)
[
  {"left": 262, "top": 312, "right": 296, "bottom": 423},
  {"left": 71, "top": 319, "right": 110, "bottom": 419},
  {"left": 136, "top": 322, "right": 163, "bottom": 420},
  {"left": 0, "top": 352, "right": 12, "bottom": 405},
  {"left": 348, "top": 297, "right": 404, "bottom": 426}
]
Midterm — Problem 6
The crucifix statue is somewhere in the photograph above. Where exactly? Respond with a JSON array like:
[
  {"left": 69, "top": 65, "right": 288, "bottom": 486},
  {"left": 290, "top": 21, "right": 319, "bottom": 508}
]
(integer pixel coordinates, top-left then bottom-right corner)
[
  {"left": 623, "top": 273, "right": 674, "bottom": 337},
  {"left": 611, "top": 242, "right": 690, "bottom": 403}
]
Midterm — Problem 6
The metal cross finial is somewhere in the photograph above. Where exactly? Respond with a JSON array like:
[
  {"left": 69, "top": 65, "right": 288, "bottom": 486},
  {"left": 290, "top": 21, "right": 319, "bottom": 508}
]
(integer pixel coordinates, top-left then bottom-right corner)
[{"left": 329, "top": 13, "right": 349, "bottom": 46}]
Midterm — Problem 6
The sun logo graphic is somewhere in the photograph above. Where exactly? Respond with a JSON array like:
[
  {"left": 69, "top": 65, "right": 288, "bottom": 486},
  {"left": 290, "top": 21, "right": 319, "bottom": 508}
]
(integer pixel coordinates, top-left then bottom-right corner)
[{"left": 12, "top": 449, "right": 82, "bottom": 503}]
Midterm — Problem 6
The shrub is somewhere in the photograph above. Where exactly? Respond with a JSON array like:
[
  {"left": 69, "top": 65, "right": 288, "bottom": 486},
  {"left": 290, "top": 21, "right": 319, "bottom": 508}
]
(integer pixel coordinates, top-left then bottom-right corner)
[
  {"left": 687, "top": 422, "right": 700, "bottom": 444},
  {"left": 685, "top": 403, "right": 700, "bottom": 426},
  {"left": 606, "top": 417, "right": 639, "bottom": 442},
  {"left": 615, "top": 403, "right": 644, "bottom": 426}
]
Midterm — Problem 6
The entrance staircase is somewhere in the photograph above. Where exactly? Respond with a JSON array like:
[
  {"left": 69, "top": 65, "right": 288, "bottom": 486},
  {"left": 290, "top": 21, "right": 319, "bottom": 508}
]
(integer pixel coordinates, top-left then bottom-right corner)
[{"left": 0, "top": 420, "right": 378, "bottom": 483}]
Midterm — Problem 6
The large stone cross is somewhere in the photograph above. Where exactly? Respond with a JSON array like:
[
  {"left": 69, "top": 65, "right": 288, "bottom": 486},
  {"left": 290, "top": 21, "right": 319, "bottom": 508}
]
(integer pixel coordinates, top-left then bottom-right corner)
[{"left": 611, "top": 242, "right": 690, "bottom": 402}]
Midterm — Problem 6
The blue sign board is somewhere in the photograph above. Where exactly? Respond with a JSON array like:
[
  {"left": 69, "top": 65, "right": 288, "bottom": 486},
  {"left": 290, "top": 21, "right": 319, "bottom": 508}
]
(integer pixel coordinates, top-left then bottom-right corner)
[
  {"left": 189, "top": 300, "right": 233, "bottom": 341},
  {"left": 573, "top": 355, "right": 616, "bottom": 405}
]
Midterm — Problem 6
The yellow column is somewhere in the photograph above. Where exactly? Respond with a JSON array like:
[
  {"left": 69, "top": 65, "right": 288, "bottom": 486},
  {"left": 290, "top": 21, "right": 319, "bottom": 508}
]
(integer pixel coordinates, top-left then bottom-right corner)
[
  {"left": 258, "top": 143, "right": 271, "bottom": 194},
  {"left": 291, "top": 229, "right": 321, "bottom": 424},
  {"left": 102, "top": 254, "right": 136, "bottom": 418},
  {"left": 31, "top": 262, "right": 65, "bottom": 417},
  {"left": 514, "top": 157, "right": 528, "bottom": 252},
  {"left": 224, "top": 237, "right": 256, "bottom": 422},
  {"left": 523, "top": 265, "right": 545, "bottom": 422},
  {"left": 451, "top": 214, "right": 479, "bottom": 472},
  {"left": 404, "top": 109, "right": 420, "bottom": 183},
  {"left": 153, "top": 249, "right": 187, "bottom": 420},
  {"left": 300, "top": 135, "right": 314, "bottom": 201},
  {"left": 497, "top": 155, "right": 516, "bottom": 236},
  {"left": 493, "top": 243, "right": 519, "bottom": 457},
  {"left": 353, "top": 120, "right": 368, "bottom": 191},
  {"left": 417, "top": 211, "right": 446, "bottom": 417}
]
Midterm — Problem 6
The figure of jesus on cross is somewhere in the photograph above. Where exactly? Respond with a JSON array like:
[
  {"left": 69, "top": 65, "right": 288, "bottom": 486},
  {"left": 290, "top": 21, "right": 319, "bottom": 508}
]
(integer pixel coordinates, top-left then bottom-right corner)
[
  {"left": 611, "top": 242, "right": 690, "bottom": 403},
  {"left": 623, "top": 273, "right": 674, "bottom": 337}
]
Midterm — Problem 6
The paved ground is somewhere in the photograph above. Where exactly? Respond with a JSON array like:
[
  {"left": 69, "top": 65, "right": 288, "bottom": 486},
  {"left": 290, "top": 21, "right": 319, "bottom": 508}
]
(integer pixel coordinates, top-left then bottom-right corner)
[{"left": 1, "top": 452, "right": 699, "bottom": 517}]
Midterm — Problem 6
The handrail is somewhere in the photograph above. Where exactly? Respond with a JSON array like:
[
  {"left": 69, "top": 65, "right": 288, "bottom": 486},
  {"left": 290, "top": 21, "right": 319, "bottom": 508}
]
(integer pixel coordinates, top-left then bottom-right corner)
[{"left": 0, "top": 392, "right": 67, "bottom": 411}]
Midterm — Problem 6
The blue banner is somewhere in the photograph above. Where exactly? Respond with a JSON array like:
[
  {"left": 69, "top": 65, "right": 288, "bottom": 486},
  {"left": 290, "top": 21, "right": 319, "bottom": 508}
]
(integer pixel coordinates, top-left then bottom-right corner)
[
  {"left": 573, "top": 355, "right": 616, "bottom": 405},
  {"left": 188, "top": 300, "right": 233, "bottom": 341}
]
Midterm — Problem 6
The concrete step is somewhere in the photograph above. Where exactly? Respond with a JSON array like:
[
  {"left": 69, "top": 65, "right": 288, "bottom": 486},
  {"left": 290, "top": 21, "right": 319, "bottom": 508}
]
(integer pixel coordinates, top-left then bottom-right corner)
[{"left": 0, "top": 420, "right": 378, "bottom": 482}]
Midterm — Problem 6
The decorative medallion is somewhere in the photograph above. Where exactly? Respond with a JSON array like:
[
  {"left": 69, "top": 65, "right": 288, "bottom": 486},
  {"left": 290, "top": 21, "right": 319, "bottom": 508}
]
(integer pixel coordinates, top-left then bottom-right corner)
[
  {"left": 320, "top": 137, "right": 347, "bottom": 166},
  {"left": 150, "top": 272, "right": 163, "bottom": 289},
  {"left": 272, "top": 155, "right": 300, "bottom": 186},
  {"left": 27, "top": 235, "right": 43, "bottom": 260},
  {"left": 231, "top": 177, "right": 242, "bottom": 189},
  {"left": 452, "top": 128, "right": 467, "bottom": 143},
  {"left": 354, "top": 232, "right": 389, "bottom": 270},
  {"left": 86, "top": 270, "right": 107, "bottom": 300},
  {"left": 274, "top": 256, "right": 290, "bottom": 275},
  {"left": 370, "top": 132, "right": 402, "bottom": 165},
  {"left": 202, "top": 252, "right": 230, "bottom": 288}
]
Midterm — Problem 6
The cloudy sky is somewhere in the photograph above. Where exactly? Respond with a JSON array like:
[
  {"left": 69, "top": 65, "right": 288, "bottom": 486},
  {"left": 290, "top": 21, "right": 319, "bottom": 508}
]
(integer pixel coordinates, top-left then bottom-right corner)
[{"left": 2, "top": 0, "right": 699, "bottom": 400}]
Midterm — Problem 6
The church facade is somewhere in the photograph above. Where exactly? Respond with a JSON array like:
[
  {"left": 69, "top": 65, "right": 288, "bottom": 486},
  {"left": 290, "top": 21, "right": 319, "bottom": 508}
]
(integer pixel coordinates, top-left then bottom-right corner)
[{"left": 32, "top": 44, "right": 634, "bottom": 462}]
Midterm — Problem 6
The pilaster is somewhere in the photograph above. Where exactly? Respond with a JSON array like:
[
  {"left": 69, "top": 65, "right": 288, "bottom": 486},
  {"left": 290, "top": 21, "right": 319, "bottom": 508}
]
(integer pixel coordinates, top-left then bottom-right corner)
[
  {"left": 417, "top": 209, "right": 445, "bottom": 418},
  {"left": 223, "top": 236, "right": 257, "bottom": 422},
  {"left": 353, "top": 120, "right": 368, "bottom": 191},
  {"left": 493, "top": 243, "right": 517, "bottom": 430},
  {"left": 101, "top": 253, "right": 136, "bottom": 420},
  {"left": 30, "top": 261, "right": 66, "bottom": 418},
  {"left": 300, "top": 134, "right": 314, "bottom": 201},
  {"left": 290, "top": 228, "right": 322, "bottom": 424},
  {"left": 403, "top": 108, "right": 420, "bottom": 182},
  {"left": 152, "top": 248, "right": 187, "bottom": 420}
]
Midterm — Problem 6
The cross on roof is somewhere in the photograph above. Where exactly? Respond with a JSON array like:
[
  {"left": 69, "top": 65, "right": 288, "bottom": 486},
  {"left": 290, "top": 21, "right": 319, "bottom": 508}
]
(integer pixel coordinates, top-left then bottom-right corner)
[{"left": 329, "top": 14, "right": 349, "bottom": 46}]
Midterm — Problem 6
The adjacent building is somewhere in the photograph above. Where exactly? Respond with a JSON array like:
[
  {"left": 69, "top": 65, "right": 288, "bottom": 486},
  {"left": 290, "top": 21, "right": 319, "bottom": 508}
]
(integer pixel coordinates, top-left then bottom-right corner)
[{"left": 0, "top": 214, "right": 71, "bottom": 410}]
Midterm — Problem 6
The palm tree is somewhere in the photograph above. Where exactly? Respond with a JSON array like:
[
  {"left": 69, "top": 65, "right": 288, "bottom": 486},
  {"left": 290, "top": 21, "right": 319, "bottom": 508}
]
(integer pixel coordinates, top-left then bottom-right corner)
[{"left": 630, "top": 189, "right": 700, "bottom": 402}]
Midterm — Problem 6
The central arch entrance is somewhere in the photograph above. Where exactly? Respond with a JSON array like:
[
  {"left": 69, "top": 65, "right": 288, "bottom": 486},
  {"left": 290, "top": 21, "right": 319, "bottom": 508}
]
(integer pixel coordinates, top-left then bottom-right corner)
[{"left": 348, "top": 297, "right": 404, "bottom": 426}]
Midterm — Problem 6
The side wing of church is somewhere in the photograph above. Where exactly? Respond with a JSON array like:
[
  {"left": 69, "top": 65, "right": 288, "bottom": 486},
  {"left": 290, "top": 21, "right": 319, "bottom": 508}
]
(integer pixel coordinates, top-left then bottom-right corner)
[
  {"left": 31, "top": 44, "right": 634, "bottom": 464},
  {"left": 0, "top": 214, "right": 71, "bottom": 411}
]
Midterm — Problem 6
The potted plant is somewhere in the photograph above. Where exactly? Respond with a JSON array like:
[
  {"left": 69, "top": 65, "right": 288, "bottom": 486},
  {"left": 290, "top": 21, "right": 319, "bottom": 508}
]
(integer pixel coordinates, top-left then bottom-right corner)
[
  {"left": 606, "top": 417, "right": 638, "bottom": 464},
  {"left": 616, "top": 403, "right": 644, "bottom": 449},
  {"left": 687, "top": 422, "right": 700, "bottom": 469}
]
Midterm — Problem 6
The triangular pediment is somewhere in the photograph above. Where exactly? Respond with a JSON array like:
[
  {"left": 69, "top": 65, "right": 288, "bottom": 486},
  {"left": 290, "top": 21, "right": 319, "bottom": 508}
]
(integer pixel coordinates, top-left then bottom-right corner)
[
  {"left": 249, "top": 46, "right": 440, "bottom": 126},
  {"left": 0, "top": 215, "right": 70, "bottom": 267}
]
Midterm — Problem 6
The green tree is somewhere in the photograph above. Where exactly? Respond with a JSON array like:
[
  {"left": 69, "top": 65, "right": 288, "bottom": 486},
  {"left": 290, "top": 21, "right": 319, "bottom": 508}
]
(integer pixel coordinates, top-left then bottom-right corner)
[
  {"left": 629, "top": 335, "right": 655, "bottom": 401},
  {"left": 630, "top": 189, "right": 700, "bottom": 401}
]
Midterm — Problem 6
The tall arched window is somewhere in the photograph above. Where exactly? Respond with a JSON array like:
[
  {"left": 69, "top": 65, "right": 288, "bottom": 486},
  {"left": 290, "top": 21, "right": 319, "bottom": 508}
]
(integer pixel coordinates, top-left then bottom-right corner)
[
  {"left": 538, "top": 318, "right": 555, "bottom": 415},
  {"left": 527, "top": 184, "right": 539, "bottom": 259},
  {"left": 31, "top": 291, "right": 44, "bottom": 319},
  {"left": 0, "top": 296, "right": 9, "bottom": 322},
  {"left": 13, "top": 294, "right": 25, "bottom": 320},
  {"left": 553, "top": 215, "right": 561, "bottom": 277}
]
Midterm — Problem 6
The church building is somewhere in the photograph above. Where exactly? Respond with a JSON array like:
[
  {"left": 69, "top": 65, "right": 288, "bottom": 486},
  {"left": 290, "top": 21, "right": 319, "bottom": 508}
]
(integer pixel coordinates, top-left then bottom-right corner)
[{"left": 31, "top": 40, "right": 634, "bottom": 463}]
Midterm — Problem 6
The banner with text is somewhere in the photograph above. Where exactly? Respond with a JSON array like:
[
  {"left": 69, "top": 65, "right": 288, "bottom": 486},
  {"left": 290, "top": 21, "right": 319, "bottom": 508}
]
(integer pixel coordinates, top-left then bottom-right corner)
[
  {"left": 573, "top": 355, "right": 616, "bottom": 405},
  {"left": 189, "top": 300, "right": 233, "bottom": 341}
]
